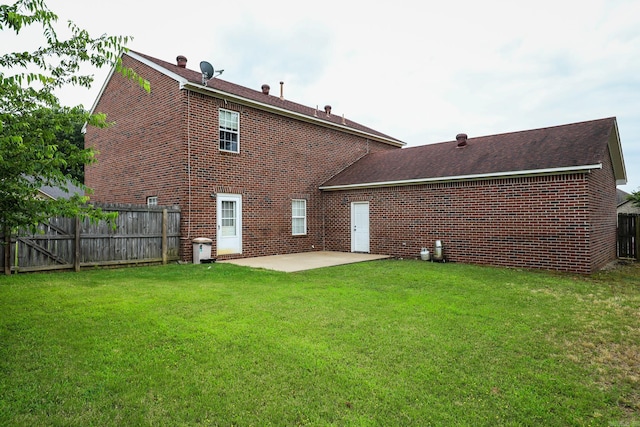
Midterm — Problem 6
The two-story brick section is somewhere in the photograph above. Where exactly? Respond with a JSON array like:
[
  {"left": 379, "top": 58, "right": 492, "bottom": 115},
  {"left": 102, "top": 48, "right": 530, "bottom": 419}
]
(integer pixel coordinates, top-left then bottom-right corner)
[
  {"left": 85, "top": 51, "right": 627, "bottom": 273},
  {"left": 85, "top": 51, "right": 403, "bottom": 261}
]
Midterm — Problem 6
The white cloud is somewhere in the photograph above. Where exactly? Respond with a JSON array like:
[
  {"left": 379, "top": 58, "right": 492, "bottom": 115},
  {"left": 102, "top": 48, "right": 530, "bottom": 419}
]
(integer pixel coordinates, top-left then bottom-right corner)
[{"left": 2, "top": 0, "right": 639, "bottom": 191}]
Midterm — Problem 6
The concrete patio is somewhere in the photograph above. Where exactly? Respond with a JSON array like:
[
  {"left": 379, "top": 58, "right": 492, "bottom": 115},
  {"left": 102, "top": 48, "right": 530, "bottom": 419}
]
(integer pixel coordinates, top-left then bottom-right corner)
[{"left": 216, "top": 251, "right": 390, "bottom": 272}]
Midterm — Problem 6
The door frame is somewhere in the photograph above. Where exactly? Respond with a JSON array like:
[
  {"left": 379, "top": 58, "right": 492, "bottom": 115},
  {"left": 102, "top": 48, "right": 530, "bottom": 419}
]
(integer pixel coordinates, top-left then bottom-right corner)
[
  {"left": 216, "top": 193, "right": 242, "bottom": 255},
  {"left": 350, "top": 201, "right": 370, "bottom": 253}
]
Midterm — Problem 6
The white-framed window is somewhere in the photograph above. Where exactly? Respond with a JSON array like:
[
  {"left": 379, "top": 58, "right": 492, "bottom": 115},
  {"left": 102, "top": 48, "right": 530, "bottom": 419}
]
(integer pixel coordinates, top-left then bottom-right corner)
[
  {"left": 147, "top": 196, "right": 158, "bottom": 206},
  {"left": 292, "top": 199, "right": 307, "bottom": 235},
  {"left": 219, "top": 109, "right": 239, "bottom": 153}
]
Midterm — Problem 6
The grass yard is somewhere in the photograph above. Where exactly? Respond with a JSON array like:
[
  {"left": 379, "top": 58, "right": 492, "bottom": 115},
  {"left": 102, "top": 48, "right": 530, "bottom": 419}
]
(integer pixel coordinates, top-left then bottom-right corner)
[{"left": 0, "top": 259, "right": 638, "bottom": 426}]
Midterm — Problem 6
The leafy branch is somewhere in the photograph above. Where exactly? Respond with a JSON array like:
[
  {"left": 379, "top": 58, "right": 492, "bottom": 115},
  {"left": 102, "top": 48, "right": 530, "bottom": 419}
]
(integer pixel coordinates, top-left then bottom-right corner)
[{"left": 1, "top": 0, "right": 150, "bottom": 274}]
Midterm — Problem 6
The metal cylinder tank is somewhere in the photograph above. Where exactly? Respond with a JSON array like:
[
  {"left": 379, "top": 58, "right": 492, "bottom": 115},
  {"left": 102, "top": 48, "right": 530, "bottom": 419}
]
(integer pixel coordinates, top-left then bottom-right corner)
[{"left": 433, "top": 240, "right": 443, "bottom": 261}]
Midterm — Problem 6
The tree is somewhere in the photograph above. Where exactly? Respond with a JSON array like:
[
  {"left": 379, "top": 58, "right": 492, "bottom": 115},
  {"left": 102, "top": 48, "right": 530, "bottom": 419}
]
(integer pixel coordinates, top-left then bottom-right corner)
[
  {"left": 628, "top": 189, "right": 640, "bottom": 208},
  {"left": 35, "top": 106, "right": 88, "bottom": 182},
  {"left": 1, "top": 0, "right": 150, "bottom": 274}
]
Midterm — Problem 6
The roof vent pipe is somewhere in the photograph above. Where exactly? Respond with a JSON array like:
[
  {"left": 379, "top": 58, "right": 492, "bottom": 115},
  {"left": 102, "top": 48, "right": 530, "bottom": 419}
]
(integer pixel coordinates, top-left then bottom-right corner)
[
  {"left": 176, "top": 55, "right": 187, "bottom": 68},
  {"left": 456, "top": 133, "right": 468, "bottom": 147},
  {"left": 261, "top": 84, "right": 270, "bottom": 95},
  {"left": 279, "top": 81, "right": 284, "bottom": 100}
]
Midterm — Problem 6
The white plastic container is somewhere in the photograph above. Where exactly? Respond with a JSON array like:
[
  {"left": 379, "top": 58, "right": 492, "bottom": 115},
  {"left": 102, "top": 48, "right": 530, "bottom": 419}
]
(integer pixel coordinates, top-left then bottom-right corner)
[{"left": 192, "top": 237, "right": 213, "bottom": 264}]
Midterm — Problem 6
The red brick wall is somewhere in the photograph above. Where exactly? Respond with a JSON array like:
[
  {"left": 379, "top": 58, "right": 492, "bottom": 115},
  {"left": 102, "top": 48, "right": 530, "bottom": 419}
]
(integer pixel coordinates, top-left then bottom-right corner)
[
  {"left": 322, "top": 171, "right": 616, "bottom": 273},
  {"left": 85, "top": 56, "right": 397, "bottom": 261},
  {"left": 85, "top": 55, "right": 187, "bottom": 206},
  {"left": 587, "top": 145, "right": 618, "bottom": 271}
]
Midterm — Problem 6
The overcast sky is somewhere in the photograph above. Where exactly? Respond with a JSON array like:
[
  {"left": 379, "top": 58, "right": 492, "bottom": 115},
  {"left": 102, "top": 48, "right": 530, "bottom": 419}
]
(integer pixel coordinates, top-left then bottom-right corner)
[{"left": 3, "top": 0, "right": 639, "bottom": 192}]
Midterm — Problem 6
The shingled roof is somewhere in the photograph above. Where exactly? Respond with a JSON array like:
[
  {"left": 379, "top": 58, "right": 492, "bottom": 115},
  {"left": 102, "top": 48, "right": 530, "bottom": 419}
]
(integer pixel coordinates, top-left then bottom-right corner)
[
  {"left": 123, "top": 51, "right": 403, "bottom": 147},
  {"left": 320, "top": 117, "right": 626, "bottom": 190},
  {"left": 617, "top": 189, "right": 631, "bottom": 206}
]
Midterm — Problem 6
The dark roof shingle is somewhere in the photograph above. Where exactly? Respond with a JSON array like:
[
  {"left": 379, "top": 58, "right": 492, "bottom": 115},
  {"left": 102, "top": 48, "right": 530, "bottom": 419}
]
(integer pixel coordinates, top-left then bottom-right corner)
[
  {"left": 617, "top": 189, "right": 630, "bottom": 206},
  {"left": 321, "top": 117, "right": 617, "bottom": 188},
  {"left": 130, "top": 51, "right": 403, "bottom": 144}
]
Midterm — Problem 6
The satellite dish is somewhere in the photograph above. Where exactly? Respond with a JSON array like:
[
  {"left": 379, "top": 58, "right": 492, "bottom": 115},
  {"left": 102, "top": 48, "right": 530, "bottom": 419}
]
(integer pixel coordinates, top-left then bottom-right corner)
[
  {"left": 199, "top": 61, "right": 224, "bottom": 85},
  {"left": 200, "top": 61, "right": 214, "bottom": 79},
  {"left": 200, "top": 61, "right": 214, "bottom": 84}
]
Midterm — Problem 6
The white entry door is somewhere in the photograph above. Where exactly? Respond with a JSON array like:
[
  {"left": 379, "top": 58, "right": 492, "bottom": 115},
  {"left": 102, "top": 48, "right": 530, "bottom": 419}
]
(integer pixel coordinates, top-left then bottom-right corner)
[
  {"left": 351, "top": 202, "right": 370, "bottom": 253},
  {"left": 217, "top": 194, "right": 242, "bottom": 255}
]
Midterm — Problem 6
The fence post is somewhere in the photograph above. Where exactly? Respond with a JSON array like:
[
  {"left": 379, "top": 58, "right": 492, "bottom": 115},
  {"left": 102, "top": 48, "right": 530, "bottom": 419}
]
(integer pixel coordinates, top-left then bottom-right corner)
[
  {"left": 162, "top": 209, "right": 168, "bottom": 265},
  {"left": 3, "top": 231, "right": 10, "bottom": 276},
  {"left": 14, "top": 239, "right": 19, "bottom": 273},
  {"left": 636, "top": 214, "right": 640, "bottom": 260},
  {"left": 74, "top": 216, "right": 81, "bottom": 272}
]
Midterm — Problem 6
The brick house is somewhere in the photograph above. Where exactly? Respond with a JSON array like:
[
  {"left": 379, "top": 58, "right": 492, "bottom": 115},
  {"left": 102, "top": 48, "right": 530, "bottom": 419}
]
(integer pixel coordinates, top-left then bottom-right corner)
[
  {"left": 321, "top": 119, "right": 626, "bottom": 273},
  {"left": 85, "top": 51, "right": 627, "bottom": 273},
  {"left": 85, "top": 51, "right": 403, "bottom": 260}
]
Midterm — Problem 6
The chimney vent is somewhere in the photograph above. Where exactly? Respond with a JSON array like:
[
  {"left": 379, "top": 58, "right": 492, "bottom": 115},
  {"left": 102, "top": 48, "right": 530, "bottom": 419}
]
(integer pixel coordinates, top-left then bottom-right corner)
[
  {"left": 279, "top": 81, "right": 284, "bottom": 100},
  {"left": 176, "top": 55, "right": 187, "bottom": 68},
  {"left": 456, "top": 133, "right": 468, "bottom": 148},
  {"left": 324, "top": 105, "right": 332, "bottom": 116},
  {"left": 261, "top": 84, "right": 270, "bottom": 95}
]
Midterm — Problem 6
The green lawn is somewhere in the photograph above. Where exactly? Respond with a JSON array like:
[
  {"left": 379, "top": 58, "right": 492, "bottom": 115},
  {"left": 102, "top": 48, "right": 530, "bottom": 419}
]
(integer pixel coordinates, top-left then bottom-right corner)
[{"left": 1, "top": 260, "right": 638, "bottom": 426}]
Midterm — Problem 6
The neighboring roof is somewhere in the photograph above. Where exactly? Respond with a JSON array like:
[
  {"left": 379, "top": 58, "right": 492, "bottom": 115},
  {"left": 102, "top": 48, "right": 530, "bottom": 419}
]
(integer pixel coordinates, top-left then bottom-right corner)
[
  {"left": 38, "top": 181, "right": 84, "bottom": 200},
  {"left": 321, "top": 117, "right": 626, "bottom": 190},
  {"left": 617, "top": 196, "right": 640, "bottom": 214},
  {"left": 103, "top": 51, "right": 404, "bottom": 147},
  {"left": 617, "top": 189, "right": 630, "bottom": 206}
]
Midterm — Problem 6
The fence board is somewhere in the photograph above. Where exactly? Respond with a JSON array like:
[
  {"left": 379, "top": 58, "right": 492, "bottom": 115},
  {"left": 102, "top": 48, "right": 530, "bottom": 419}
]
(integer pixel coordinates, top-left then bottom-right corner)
[
  {"left": 617, "top": 214, "right": 639, "bottom": 259},
  {"left": 1, "top": 204, "right": 181, "bottom": 273}
]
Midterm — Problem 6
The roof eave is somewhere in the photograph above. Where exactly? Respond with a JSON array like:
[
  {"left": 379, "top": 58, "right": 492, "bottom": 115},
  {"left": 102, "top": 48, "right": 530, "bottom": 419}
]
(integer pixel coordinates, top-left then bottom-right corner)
[
  {"left": 608, "top": 118, "right": 627, "bottom": 186},
  {"left": 117, "top": 52, "right": 403, "bottom": 147},
  {"left": 181, "top": 81, "right": 405, "bottom": 147},
  {"left": 84, "top": 50, "right": 172, "bottom": 133},
  {"left": 36, "top": 189, "right": 56, "bottom": 200},
  {"left": 319, "top": 164, "right": 603, "bottom": 191},
  {"left": 82, "top": 55, "right": 121, "bottom": 134}
]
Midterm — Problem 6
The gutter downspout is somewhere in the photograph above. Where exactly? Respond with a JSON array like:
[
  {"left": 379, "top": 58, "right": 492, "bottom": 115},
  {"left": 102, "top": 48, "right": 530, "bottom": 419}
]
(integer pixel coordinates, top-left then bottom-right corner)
[
  {"left": 186, "top": 90, "right": 192, "bottom": 240},
  {"left": 321, "top": 190, "right": 326, "bottom": 251}
]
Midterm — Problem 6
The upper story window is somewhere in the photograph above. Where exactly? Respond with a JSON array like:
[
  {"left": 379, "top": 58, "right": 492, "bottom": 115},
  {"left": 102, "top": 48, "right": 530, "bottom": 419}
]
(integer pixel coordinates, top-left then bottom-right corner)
[
  {"left": 147, "top": 196, "right": 158, "bottom": 206},
  {"left": 292, "top": 199, "right": 307, "bottom": 236},
  {"left": 219, "top": 109, "right": 239, "bottom": 153}
]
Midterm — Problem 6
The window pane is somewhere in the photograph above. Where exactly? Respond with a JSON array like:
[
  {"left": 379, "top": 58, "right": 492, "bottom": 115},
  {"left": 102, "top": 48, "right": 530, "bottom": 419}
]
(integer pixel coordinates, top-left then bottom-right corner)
[
  {"left": 220, "top": 110, "right": 238, "bottom": 131},
  {"left": 292, "top": 218, "right": 305, "bottom": 235},
  {"left": 219, "top": 109, "right": 239, "bottom": 152},
  {"left": 292, "top": 199, "right": 306, "bottom": 235},
  {"left": 221, "top": 201, "right": 236, "bottom": 236},
  {"left": 220, "top": 131, "right": 238, "bottom": 152}
]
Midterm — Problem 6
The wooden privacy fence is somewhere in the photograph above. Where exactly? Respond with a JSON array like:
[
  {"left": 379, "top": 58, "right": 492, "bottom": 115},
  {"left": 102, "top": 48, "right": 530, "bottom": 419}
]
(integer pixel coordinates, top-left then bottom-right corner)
[
  {"left": 1, "top": 204, "right": 181, "bottom": 273},
  {"left": 618, "top": 214, "right": 639, "bottom": 260}
]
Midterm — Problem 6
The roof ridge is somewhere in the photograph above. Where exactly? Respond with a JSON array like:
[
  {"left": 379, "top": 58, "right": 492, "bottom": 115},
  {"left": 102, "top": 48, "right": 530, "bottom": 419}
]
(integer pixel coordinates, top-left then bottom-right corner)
[
  {"left": 476, "top": 117, "right": 616, "bottom": 140},
  {"left": 126, "top": 51, "right": 404, "bottom": 145},
  {"left": 421, "top": 117, "right": 618, "bottom": 146}
]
